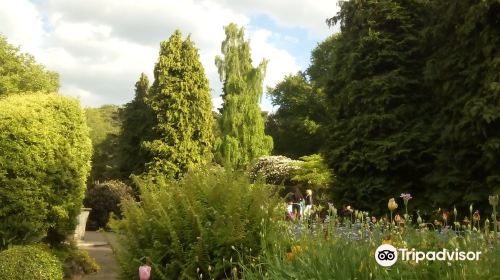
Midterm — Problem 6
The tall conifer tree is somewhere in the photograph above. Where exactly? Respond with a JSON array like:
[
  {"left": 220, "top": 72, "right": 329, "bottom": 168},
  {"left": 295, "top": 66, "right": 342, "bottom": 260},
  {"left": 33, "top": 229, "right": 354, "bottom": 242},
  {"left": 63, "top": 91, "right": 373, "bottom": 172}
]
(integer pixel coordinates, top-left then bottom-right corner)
[
  {"left": 324, "top": 0, "right": 430, "bottom": 212},
  {"left": 215, "top": 23, "right": 273, "bottom": 169},
  {"left": 118, "top": 73, "right": 156, "bottom": 179},
  {"left": 143, "top": 30, "right": 214, "bottom": 178}
]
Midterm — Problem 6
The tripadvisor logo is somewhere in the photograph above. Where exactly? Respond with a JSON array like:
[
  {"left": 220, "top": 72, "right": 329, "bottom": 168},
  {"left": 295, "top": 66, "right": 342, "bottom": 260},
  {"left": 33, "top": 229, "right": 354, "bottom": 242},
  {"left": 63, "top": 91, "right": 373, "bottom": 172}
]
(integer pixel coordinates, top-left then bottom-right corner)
[{"left": 374, "top": 244, "right": 482, "bottom": 267}]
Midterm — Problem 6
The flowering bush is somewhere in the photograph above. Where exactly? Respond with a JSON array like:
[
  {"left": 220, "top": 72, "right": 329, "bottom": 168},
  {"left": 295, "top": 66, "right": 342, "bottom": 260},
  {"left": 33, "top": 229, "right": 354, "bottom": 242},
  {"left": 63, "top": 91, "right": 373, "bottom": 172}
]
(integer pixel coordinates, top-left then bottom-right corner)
[{"left": 249, "top": 155, "right": 300, "bottom": 185}]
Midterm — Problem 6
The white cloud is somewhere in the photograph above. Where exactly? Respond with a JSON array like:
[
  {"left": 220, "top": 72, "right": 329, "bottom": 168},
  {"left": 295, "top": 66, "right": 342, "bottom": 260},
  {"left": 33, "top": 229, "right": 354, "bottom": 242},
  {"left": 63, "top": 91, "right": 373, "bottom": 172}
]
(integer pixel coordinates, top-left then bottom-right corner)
[
  {"left": 0, "top": 0, "right": 45, "bottom": 54},
  {"left": 249, "top": 29, "right": 300, "bottom": 89},
  {"left": 205, "top": 0, "right": 341, "bottom": 37},
  {"left": 0, "top": 0, "right": 329, "bottom": 109}
]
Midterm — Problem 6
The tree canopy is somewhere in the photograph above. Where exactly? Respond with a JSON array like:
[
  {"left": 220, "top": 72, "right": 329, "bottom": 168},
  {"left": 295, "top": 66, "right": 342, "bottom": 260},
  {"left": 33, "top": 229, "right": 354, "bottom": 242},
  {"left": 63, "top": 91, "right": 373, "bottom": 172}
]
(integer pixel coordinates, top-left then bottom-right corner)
[
  {"left": 118, "top": 73, "right": 156, "bottom": 179},
  {"left": 215, "top": 23, "right": 273, "bottom": 169},
  {"left": 320, "top": 0, "right": 499, "bottom": 213},
  {"left": 0, "top": 35, "right": 59, "bottom": 95}
]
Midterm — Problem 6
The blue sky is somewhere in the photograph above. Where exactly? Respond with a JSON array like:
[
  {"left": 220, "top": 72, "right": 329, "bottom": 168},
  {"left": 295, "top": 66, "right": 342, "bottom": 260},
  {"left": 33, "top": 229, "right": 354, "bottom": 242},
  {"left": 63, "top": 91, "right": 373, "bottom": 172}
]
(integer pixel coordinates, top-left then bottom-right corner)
[{"left": 0, "top": 0, "right": 338, "bottom": 112}]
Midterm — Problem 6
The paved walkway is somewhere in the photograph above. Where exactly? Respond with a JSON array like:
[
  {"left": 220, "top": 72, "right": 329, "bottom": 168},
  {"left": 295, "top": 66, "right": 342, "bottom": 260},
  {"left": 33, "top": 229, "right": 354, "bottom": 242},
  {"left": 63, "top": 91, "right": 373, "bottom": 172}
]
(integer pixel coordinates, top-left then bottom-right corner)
[{"left": 73, "top": 231, "right": 120, "bottom": 280}]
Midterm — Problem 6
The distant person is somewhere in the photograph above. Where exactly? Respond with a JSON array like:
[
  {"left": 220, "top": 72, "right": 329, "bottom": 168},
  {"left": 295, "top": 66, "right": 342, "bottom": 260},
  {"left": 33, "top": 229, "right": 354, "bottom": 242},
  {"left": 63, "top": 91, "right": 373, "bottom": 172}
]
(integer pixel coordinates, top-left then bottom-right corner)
[
  {"left": 293, "top": 187, "right": 304, "bottom": 219},
  {"left": 304, "top": 189, "right": 313, "bottom": 217},
  {"left": 286, "top": 200, "right": 295, "bottom": 220}
]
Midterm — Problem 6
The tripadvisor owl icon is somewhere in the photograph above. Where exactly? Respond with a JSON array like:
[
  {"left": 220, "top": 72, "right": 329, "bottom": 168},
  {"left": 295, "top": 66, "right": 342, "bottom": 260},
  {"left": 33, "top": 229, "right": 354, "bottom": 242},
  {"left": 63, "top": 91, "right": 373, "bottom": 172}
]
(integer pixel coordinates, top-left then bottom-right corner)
[{"left": 375, "top": 244, "right": 398, "bottom": 267}]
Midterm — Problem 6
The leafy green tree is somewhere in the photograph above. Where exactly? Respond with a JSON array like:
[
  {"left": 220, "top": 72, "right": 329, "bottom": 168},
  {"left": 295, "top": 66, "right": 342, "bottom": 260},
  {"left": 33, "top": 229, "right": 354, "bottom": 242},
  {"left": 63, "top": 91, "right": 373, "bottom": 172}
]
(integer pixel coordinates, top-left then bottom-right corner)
[
  {"left": 266, "top": 72, "right": 327, "bottom": 158},
  {"left": 0, "top": 94, "right": 92, "bottom": 247},
  {"left": 143, "top": 31, "right": 214, "bottom": 178},
  {"left": 307, "top": 34, "right": 339, "bottom": 90},
  {"left": 324, "top": 0, "right": 431, "bottom": 213},
  {"left": 421, "top": 0, "right": 500, "bottom": 208},
  {"left": 0, "top": 35, "right": 59, "bottom": 95},
  {"left": 215, "top": 23, "right": 273, "bottom": 169},
  {"left": 118, "top": 73, "right": 156, "bottom": 179},
  {"left": 85, "top": 105, "right": 122, "bottom": 183}
]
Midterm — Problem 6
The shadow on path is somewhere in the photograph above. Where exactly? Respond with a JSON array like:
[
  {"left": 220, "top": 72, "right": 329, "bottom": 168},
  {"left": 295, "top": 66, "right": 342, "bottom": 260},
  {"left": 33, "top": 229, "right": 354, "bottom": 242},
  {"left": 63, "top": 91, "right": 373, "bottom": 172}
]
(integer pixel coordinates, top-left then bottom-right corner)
[{"left": 72, "top": 231, "right": 119, "bottom": 280}]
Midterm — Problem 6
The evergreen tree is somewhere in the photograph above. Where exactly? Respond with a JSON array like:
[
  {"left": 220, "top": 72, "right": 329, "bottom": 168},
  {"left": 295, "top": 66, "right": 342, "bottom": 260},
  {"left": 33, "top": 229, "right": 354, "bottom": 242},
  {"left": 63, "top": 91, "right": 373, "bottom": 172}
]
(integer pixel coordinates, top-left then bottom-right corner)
[
  {"left": 215, "top": 23, "right": 273, "bottom": 169},
  {"left": 118, "top": 73, "right": 156, "bottom": 179},
  {"left": 324, "top": 0, "right": 431, "bottom": 212},
  {"left": 422, "top": 0, "right": 500, "bottom": 208},
  {"left": 143, "top": 30, "right": 214, "bottom": 178}
]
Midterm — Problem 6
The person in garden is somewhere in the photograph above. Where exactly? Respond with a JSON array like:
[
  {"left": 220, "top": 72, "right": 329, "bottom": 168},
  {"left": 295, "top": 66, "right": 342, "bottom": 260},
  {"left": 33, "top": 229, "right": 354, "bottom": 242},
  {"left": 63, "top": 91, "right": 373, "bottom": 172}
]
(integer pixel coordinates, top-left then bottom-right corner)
[
  {"left": 293, "top": 187, "right": 304, "bottom": 219},
  {"left": 286, "top": 199, "right": 295, "bottom": 220},
  {"left": 304, "top": 189, "right": 313, "bottom": 217}
]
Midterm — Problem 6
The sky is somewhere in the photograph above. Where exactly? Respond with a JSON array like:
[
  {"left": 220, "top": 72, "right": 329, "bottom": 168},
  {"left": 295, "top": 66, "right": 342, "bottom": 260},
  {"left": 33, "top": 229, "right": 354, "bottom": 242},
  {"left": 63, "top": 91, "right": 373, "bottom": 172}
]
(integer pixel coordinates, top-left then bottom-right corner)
[{"left": 0, "top": 0, "right": 340, "bottom": 112}]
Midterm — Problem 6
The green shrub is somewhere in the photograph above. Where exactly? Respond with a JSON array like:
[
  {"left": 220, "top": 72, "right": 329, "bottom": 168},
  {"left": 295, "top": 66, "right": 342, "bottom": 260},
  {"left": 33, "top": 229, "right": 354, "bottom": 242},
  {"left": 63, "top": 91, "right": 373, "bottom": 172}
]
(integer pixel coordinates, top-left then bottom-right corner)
[
  {"left": 110, "top": 166, "right": 281, "bottom": 280},
  {"left": 0, "top": 244, "right": 63, "bottom": 280},
  {"left": 84, "top": 180, "right": 133, "bottom": 230},
  {"left": 0, "top": 93, "right": 92, "bottom": 248},
  {"left": 291, "top": 154, "right": 333, "bottom": 204},
  {"left": 51, "top": 242, "right": 99, "bottom": 278}
]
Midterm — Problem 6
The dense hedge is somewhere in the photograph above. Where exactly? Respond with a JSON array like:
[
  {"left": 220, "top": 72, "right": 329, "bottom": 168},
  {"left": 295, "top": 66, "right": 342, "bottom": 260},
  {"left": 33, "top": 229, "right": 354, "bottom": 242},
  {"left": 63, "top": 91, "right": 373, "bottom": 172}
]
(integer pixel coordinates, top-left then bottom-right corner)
[
  {"left": 0, "top": 93, "right": 92, "bottom": 247},
  {"left": 0, "top": 245, "right": 63, "bottom": 280},
  {"left": 84, "top": 180, "right": 133, "bottom": 230},
  {"left": 111, "top": 167, "right": 281, "bottom": 280}
]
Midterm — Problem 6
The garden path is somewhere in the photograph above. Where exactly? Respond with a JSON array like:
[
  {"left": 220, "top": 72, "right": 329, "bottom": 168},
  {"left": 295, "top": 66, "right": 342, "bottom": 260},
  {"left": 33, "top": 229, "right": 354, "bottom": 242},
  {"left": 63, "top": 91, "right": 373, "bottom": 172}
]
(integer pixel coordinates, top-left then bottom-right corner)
[{"left": 73, "top": 231, "right": 120, "bottom": 280}]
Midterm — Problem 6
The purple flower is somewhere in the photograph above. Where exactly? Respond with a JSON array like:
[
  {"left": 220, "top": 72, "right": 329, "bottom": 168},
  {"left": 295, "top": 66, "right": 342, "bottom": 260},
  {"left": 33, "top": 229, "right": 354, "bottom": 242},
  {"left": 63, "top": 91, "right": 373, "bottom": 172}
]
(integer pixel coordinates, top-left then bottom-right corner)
[{"left": 400, "top": 193, "right": 412, "bottom": 202}]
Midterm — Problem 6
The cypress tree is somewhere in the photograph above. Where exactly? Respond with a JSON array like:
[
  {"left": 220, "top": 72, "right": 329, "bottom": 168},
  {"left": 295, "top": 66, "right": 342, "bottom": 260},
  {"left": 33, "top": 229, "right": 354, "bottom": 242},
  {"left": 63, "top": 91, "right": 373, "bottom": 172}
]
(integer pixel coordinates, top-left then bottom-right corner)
[
  {"left": 215, "top": 23, "right": 273, "bottom": 169},
  {"left": 143, "top": 30, "right": 214, "bottom": 178},
  {"left": 118, "top": 73, "right": 156, "bottom": 179}
]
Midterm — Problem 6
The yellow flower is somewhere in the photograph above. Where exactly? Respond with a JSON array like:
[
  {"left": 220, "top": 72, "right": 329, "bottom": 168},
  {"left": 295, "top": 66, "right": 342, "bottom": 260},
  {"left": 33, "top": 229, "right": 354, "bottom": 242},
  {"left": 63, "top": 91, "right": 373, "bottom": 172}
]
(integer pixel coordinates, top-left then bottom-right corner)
[
  {"left": 291, "top": 245, "right": 302, "bottom": 254},
  {"left": 382, "top": 239, "right": 392, "bottom": 245},
  {"left": 388, "top": 198, "right": 398, "bottom": 211}
]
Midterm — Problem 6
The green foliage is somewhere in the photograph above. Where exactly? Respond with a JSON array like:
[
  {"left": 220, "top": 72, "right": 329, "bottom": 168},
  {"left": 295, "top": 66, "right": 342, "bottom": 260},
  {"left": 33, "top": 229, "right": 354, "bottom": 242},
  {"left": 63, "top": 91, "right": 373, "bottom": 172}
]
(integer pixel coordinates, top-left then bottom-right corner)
[
  {"left": 144, "top": 31, "right": 214, "bottom": 178},
  {"left": 85, "top": 105, "right": 122, "bottom": 183},
  {"left": 110, "top": 167, "right": 281, "bottom": 280},
  {"left": 119, "top": 73, "right": 156, "bottom": 179},
  {"left": 266, "top": 73, "right": 327, "bottom": 158},
  {"left": 307, "top": 34, "right": 339, "bottom": 90},
  {"left": 243, "top": 227, "right": 500, "bottom": 279},
  {"left": 51, "top": 242, "right": 100, "bottom": 278},
  {"left": 321, "top": 0, "right": 499, "bottom": 214},
  {"left": 323, "top": 0, "right": 432, "bottom": 214},
  {"left": 0, "top": 94, "right": 92, "bottom": 247},
  {"left": 292, "top": 154, "right": 332, "bottom": 203},
  {"left": 0, "top": 245, "right": 64, "bottom": 280},
  {"left": 420, "top": 0, "right": 500, "bottom": 210},
  {"left": 0, "top": 35, "right": 59, "bottom": 95},
  {"left": 242, "top": 197, "right": 500, "bottom": 279},
  {"left": 83, "top": 180, "right": 133, "bottom": 230},
  {"left": 215, "top": 23, "right": 273, "bottom": 169}
]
